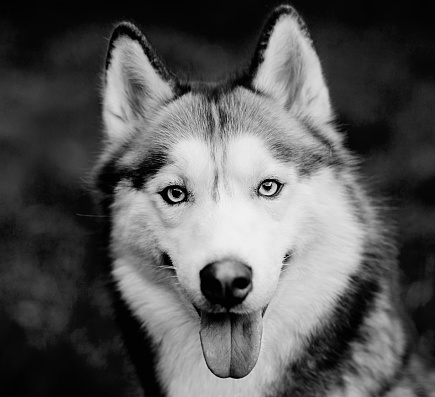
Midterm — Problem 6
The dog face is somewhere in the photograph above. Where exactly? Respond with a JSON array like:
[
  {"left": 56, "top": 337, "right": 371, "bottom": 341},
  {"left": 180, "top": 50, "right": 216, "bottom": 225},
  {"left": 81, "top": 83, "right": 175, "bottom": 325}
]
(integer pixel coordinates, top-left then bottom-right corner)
[
  {"left": 96, "top": 6, "right": 360, "bottom": 379},
  {"left": 133, "top": 90, "right": 323, "bottom": 314}
]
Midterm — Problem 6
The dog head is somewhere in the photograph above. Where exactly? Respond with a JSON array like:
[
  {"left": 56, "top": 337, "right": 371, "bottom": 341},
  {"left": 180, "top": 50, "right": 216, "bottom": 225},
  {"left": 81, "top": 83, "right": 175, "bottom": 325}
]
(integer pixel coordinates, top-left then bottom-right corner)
[{"left": 96, "top": 5, "right": 357, "bottom": 379}]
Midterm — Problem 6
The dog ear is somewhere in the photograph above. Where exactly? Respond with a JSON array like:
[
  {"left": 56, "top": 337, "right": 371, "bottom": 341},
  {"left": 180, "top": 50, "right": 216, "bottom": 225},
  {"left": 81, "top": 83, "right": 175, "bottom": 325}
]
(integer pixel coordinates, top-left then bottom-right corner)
[
  {"left": 250, "top": 5, "right": 332, "bottom": 124},
  {"left": 103, "top": 22, "right": 175, "bottom": 143}
]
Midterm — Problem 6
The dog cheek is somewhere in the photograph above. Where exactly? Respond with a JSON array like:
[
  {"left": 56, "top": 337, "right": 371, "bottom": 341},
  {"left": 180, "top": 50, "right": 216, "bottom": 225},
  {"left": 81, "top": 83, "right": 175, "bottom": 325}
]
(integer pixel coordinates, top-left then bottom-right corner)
[
  {"left": 237, "top": 234, "right": 282, "bottom": 307},
  {"left": 249, "top": 262, "right": 281, "bottom": 308},
  {"left": 166, "top": 230, "right": 211, "bottom": 301},
  {"left": 176, "top": 264, "right": 204, "bottom": 305}
]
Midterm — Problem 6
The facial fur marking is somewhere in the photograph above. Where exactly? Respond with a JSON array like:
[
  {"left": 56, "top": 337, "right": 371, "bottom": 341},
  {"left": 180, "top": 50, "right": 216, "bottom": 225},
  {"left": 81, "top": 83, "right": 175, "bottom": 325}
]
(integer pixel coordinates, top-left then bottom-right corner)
[
  {"left": 211, "top": 170, "right": 220, "bottom": 202},
  {"left": 276, "top": 272, "right": 380, "bottom": 396},
  {"left": 216, "top": 101, "right": 230, "bottom": 138},
  {"left": 265, "top": 139, "right": 329, "bottom": 178},
  {"left": 209, "top": 100, "right": 226, "bottom": 201},
  {"left": 131, "top": 149, "right": 171, "bottom": 190},
  {"left": 95, "top": 143, "right": 173, "bottom": 212}
]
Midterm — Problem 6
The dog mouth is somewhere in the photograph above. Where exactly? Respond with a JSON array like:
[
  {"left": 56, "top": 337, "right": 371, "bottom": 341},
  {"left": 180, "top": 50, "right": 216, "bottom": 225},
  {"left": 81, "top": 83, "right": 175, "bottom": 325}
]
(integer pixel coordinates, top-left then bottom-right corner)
[
  {"left": 198, "top": 309, "right": 264, "bottom": 379},
  {"left": 162, "top": 252, "right": 289, "bottom": 379}
]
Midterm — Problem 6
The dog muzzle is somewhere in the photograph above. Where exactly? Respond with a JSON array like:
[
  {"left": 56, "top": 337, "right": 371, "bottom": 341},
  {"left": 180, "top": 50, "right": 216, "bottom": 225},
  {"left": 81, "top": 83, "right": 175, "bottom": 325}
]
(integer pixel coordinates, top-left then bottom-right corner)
[{"left": 198, "top": 260, "right": 263, "bottom": 378}]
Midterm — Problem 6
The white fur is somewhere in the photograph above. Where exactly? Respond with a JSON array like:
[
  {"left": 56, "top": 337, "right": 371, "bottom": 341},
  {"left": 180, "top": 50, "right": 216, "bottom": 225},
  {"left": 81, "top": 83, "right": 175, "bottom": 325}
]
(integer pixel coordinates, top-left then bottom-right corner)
[{"left": 110, "top": 133, "right": 365, "bottom": 397}]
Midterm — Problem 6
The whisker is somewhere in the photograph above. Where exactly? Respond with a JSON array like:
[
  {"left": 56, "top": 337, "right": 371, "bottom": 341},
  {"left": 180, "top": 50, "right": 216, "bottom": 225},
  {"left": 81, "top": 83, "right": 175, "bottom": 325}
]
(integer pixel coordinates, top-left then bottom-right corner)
[
  {"left": 76, "top": 213, "right": 109, "bottom": 218},
  {"left": 157, "top": 266, "right": 177, "bottom": 272}
]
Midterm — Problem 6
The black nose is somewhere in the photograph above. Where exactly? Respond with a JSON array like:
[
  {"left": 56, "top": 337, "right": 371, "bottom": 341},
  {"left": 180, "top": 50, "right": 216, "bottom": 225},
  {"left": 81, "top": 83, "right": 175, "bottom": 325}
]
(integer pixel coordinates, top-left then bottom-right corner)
[{"left": 200, "top": 260, "right": 252, "bottom": 308}]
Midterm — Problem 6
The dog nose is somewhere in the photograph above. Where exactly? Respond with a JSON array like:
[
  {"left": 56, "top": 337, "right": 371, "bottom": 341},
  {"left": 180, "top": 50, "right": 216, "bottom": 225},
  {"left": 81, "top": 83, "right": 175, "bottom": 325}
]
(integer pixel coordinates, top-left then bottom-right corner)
[{"left": 200, "top": 260, "right": 252, "bottom": 308}]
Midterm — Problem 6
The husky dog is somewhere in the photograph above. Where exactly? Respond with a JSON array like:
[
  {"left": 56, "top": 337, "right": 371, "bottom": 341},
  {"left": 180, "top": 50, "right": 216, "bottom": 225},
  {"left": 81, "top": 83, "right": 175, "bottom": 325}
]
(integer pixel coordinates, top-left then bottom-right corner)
[{"left": 93, "top": 4, "right": 435, "bottom": 397}]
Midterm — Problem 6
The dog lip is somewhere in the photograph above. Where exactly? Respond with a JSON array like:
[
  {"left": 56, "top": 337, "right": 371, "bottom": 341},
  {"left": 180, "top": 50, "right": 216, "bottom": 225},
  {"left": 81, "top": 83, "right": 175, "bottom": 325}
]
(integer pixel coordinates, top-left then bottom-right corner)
[
  {"left": 262, "top": 305, "right": 268, "bottom": 317},
  {"left": 162, "top": 252, "right": 174, "bottom": 267},
  {"left": 195, "top": 306, "right": 268, "bottom": 318},
  {"left": 281, "top": 249, "right": 293, "bottom": 272},
  {"left": 193, "top": 305, "right": 201, "bottom": 317},
  {"left": 282, "top": 250, "right": 292, "bottom": 264}
]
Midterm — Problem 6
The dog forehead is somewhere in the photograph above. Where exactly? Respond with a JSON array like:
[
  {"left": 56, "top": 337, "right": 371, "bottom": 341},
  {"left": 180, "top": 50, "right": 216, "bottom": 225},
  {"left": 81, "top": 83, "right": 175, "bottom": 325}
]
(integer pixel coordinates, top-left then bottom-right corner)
[
  {"left": 152, "top": 87, "right": 289, "bottom": 143},
  {"left": 155, "top": 89, "right": 323, "bottom": 171},
  {"left": 112, "top": 87, "right": 331, "bottom": 191},
  {"left": 166, "top": 138, "right": 215, "bottom": 178},
  {"left": 167, "top": 134, "right": 278, "bottom": 174},
  {"left": 225, "top": 134, "right": 278, "bottom": 169}
]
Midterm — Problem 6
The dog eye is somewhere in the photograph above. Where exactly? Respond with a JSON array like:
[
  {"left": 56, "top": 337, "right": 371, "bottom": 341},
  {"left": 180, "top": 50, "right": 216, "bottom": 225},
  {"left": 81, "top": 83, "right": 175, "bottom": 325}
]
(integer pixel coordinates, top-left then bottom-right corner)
[
  {"left": 257, "top": 179, "right": 283, "bottom": 198},
  {"left": 160, "top": 186, "right": 187, "bottom": 204}
]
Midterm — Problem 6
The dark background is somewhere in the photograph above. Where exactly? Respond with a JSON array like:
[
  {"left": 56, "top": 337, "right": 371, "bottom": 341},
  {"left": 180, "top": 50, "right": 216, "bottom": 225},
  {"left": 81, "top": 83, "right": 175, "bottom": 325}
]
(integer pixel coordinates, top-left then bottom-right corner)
[{"left": 1, "top": 1, "right": 434, "bottom": 396}]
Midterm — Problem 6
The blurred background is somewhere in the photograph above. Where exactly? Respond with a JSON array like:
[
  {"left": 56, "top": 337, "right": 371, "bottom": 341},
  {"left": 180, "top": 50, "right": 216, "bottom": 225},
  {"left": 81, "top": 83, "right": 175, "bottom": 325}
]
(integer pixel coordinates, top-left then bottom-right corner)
[{"left": 1, "top": 1, "right": 434, "bottom": 395}]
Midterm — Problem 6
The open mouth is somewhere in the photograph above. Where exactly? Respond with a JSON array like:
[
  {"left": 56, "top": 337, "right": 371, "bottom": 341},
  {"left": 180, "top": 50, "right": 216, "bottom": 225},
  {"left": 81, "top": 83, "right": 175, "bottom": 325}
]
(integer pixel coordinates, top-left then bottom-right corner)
[
  {"left": 198, "top": 309, "right": 265, "bottom": 379},
  {"left": 162, "top": 251, "right": 290, "bottom": 379}
]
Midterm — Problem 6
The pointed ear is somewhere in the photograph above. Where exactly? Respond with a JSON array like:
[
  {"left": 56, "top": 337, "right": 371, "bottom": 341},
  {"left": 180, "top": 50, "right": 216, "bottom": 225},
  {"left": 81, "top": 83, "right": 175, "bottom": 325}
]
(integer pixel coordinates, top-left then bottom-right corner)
[
  {"left": 250, "top": 6, "right": 332, "bottom": 124},
  {"left": 103, "top": 22, "right": 176, "bottom": 143}
]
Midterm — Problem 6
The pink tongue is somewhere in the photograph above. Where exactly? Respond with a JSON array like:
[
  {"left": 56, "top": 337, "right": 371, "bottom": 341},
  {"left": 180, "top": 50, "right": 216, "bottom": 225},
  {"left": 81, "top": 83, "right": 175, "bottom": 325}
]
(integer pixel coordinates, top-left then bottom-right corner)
[{"left": 199, "top": 311, "right": 263, "bottom": 378}]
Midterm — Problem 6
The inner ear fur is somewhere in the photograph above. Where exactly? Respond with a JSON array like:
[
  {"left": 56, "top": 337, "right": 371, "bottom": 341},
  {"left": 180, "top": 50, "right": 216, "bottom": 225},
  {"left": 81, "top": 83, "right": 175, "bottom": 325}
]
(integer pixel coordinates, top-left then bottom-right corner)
[
  {"left": 102, "top": 22, "right": 176, "bottom": 144},
  {"left": 250, "top": 5, "right": 332, "bottom": 124}
]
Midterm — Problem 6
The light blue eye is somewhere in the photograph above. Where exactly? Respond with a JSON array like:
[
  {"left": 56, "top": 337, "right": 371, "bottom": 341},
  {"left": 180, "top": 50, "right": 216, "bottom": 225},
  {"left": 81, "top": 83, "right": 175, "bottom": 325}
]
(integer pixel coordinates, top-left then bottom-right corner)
[
  {"left": 258, "top": 179, "right": 283, "bottom": 197},
  {"left": 160, "top": 186, "right": 187, "bottom": 204}
]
